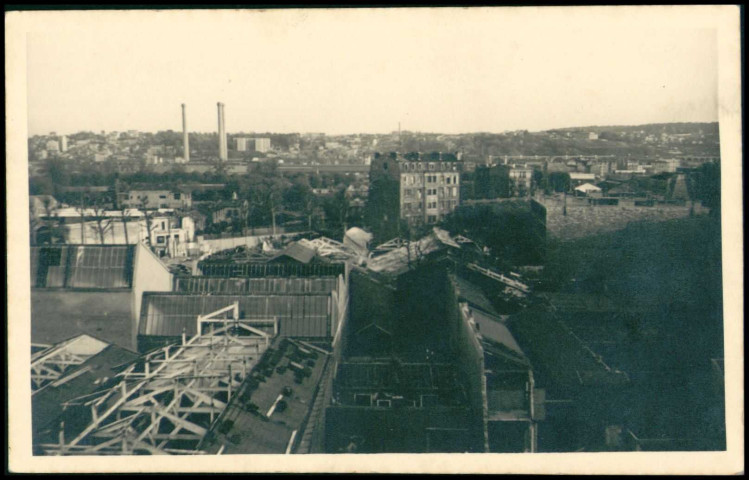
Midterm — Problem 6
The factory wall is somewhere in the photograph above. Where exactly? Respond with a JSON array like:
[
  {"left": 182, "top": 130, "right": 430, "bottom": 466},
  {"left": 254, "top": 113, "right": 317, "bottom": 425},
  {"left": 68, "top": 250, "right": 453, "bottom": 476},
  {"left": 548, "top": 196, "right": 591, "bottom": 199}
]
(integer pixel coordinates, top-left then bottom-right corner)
[
  {"left": 31, "top": 290, "right": 133, "bottom": 350},
  {"left": 131, "top": 242, "right": 173, "bottom": 349},
  {"left": 447, "top": 281, "right": 490, "bottom": 452}
]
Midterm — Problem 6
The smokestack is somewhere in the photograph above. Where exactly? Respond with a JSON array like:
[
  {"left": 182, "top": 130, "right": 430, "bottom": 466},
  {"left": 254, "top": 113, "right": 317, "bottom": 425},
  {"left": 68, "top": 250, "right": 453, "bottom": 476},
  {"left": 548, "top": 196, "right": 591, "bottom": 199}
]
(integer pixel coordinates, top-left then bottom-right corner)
[
  {"left": 221, "top": 103, "right": 228, "bottom": 161},
  {"left": 217, "top": 102, "right": 227, "bottom": 161},
  {"left": 181, "top": 104, "right": 189, "bottom": 162}
]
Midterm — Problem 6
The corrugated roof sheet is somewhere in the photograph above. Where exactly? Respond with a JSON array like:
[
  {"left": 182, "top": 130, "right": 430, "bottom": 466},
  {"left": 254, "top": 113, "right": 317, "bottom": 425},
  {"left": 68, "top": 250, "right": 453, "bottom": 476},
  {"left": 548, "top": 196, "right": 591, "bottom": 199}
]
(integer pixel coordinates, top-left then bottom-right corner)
[
  {"left": 175, "top": 277, "right": 338, "bottom": 295},
  {"left": 30, "top": 245, "right": 134, "bottom": 289},
  {"left": 198, "top": 262, "right": 344, "bottom": 277},
  {"left": 139, "top": 293, "right": 332, "bottom": 338}
]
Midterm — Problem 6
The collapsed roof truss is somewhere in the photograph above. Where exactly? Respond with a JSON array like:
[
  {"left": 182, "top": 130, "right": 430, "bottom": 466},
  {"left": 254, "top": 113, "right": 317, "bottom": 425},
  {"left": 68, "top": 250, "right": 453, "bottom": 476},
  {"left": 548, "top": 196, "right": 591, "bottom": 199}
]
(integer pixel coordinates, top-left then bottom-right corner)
[
  {"left": 299, "top": 237, "right": 360, "bottom": 261},
  {"left": 40, "top": 304, "right": 276, "bottom": 456},
  {"left": 31, "top": 335, "right": 109, "bottom": 393}
]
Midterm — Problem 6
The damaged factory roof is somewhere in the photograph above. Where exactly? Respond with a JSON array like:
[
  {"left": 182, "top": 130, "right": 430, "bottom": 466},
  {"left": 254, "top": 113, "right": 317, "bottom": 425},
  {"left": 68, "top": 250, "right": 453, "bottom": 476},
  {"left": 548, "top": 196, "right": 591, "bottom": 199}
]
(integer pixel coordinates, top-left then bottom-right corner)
[
  {"left": 201, "top": 338, "right": 330, "bottom": 454},
  {"left": 175, "top": 276, "right": 339, "bottom": 295},
  {"left": 32, "top": 335, "right": 140, "bottom": 445},
  {"left": 366, "top": 227, "right": 469, "bottom": 276},
  {"left": 269, "top": 242, "right": 317, "bottom": 265}
]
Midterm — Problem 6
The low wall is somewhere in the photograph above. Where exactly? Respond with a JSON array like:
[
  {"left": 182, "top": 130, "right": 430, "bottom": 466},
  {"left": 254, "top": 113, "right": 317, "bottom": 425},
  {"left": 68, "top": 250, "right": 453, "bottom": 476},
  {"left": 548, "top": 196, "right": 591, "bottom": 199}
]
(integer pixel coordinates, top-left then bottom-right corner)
[
  {"left": 538, "top": 197, "right": 709, "bottom": 241},
  {"left": 64, "top": 220, "right": 144, "bottom": 245},
  {"left": 197, "top": 233, "right": 291, "bottom": 253}
]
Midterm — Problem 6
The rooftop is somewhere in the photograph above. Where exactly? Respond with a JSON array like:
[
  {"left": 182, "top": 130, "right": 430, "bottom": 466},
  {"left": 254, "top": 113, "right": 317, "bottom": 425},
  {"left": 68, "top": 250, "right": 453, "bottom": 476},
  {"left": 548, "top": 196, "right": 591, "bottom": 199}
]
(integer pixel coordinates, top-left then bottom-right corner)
[
  {"left": 201, "top": 338, "right": 330, "bottom": 454},
  {"left": 269, "top": 242, "right": 317, "bottom": 265},
  {"left": 31, "top": 245, "right": 135, "bottom": 289},
  {"left": 139, "top": 293, "right": 333, "bottom": 339},
  {"left": 174, "top": 276, "right": 338, "bottom": 295}
]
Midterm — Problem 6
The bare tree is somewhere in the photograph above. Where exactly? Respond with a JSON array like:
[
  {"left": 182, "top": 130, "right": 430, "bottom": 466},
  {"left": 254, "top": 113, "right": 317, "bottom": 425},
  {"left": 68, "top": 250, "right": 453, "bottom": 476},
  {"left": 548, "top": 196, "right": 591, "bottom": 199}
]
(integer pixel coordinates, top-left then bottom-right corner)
[
  {"left": 75, "top": 192, "right": 88, "bottom": 244},
  {"left": 138, "top": 196, "right": 154, "bottom": 248},
  {"left": 119, "top": 206, "right": 131, "bottom": 244},
  {"left": 304, "top": 196, "right": 317, "bottom": 232},
  {"left": 90, "top": 198, "right": 113, "bottom": 245}
]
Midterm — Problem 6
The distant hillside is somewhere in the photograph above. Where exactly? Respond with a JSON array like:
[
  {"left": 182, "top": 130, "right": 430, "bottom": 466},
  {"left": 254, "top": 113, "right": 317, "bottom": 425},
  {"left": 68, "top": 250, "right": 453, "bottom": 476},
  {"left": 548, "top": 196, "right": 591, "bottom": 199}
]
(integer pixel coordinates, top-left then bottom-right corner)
[{"left": 545, "top": 122, "right": 719, "bottom": 136}]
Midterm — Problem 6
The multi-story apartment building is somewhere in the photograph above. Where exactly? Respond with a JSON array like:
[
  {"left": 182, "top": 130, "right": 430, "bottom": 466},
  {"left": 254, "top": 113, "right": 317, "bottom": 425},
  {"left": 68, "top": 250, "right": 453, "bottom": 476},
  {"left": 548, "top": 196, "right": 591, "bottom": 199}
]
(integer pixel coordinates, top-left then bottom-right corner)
[
  {"left": 508, "top": 165, "right": 533, "bottom": 195},
  {"left": 367, "top": 152, "right": 461, "bottom": 241},
  {"left": 236, "top": 137, "right": 271, "bottom": 153}
]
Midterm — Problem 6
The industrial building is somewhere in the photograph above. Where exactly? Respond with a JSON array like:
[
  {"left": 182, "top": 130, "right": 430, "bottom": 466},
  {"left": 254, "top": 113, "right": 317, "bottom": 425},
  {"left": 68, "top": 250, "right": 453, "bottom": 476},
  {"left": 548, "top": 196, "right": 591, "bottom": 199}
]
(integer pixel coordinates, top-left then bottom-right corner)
[
  {"left": 30, "top": 243, "right": 173, "bottom": 351},
  {"left": 30, "top": 235, "right": 354, "bottom": 455},
  {"left": 323, "top": 227, "right": 540, "bottom": 453}
]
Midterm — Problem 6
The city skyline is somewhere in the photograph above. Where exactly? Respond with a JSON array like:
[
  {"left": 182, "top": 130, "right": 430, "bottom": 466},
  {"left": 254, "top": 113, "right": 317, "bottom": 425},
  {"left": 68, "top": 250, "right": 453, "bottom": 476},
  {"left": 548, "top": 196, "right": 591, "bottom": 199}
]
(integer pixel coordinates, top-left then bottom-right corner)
[{"left": 26, "top": 7, "right": 718, "bottom": 137}]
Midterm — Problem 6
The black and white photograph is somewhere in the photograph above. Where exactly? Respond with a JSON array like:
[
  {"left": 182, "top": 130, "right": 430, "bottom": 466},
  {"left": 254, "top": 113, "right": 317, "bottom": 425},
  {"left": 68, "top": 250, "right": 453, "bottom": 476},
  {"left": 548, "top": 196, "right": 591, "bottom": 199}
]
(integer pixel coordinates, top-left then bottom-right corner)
[{"left": 6, "top": 5, "right": 743, "bottom": 474}]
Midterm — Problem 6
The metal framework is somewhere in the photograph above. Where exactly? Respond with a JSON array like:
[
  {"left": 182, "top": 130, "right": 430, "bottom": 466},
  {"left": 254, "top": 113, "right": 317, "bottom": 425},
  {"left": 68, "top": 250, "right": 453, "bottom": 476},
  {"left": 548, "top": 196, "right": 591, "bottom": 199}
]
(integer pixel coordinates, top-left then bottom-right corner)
[
  {"left": 466, "top": 263, "right": 530, "bottom": 296},
  {"left": 32, "top": 335, "right": 109, "bottom": 393},
  {"left": 370, "top": 237, "right": 406, "bottom": 256},
  {"left": 40, "top": 303, "right": 277, "bottom": 455}
]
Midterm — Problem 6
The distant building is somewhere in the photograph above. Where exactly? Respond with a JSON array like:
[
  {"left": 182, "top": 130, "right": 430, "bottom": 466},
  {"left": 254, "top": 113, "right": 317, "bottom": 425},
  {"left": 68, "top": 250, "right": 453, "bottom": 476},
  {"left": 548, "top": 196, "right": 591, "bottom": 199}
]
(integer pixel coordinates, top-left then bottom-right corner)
[
  {"left": 122, "top": 189, "right": 192, "bottom": 209},
  {"left": 236, "top": 137, "right": 271, "bottom": 153},
  {"left": 508, "top": 166, "right": 533, "bottom": 195},
  {"left": 652, "top": 158, "right": 681, "bottom": 174},
  {"left": 253, "top": 137, "right": 271, "bottom": 153},
  {"left": 588, "top": 132, "right": 599, "bottom": 140},
  {"left": 569, "top": 172, "right": 597, "bottom": 185},
  {"left": 59, "top": 135, "right": 68, "bottom": 152},
  {"left": 46, "top": 139, "right": 60, "bottom": 153},
  {"left": 149, "top": 215, "right": 195, "bottom": 258},
  {"left": 235, "top": 137, "right": 251, "bottom": 152},
  {"left": 367, "top": 152, "right": 461, "bottom": 241},
  {"left": 589, "top": 162, "right": 610, "bottom": 177},
  {"left": 573, "top": 183, "right": 602, "bottom": 196}
]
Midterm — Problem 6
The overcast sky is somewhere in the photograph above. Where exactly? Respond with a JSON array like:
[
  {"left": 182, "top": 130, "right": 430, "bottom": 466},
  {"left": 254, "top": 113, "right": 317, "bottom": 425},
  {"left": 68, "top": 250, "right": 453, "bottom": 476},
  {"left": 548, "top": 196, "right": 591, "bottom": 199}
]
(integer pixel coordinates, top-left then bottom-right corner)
[{"left": 25, "top": 7, "right": 719, "bottom": 136}]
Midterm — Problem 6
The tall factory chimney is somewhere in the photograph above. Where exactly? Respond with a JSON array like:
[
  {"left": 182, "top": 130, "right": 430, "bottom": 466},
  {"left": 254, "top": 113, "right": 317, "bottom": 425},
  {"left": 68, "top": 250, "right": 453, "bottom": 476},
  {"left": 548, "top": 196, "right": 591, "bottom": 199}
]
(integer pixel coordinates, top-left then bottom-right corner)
[
  {"left": 181, "top": 104, "right": 190, "bottom": 162},
  {"left": 217, "top": 102, "right": 228, "bottom": 161}
]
